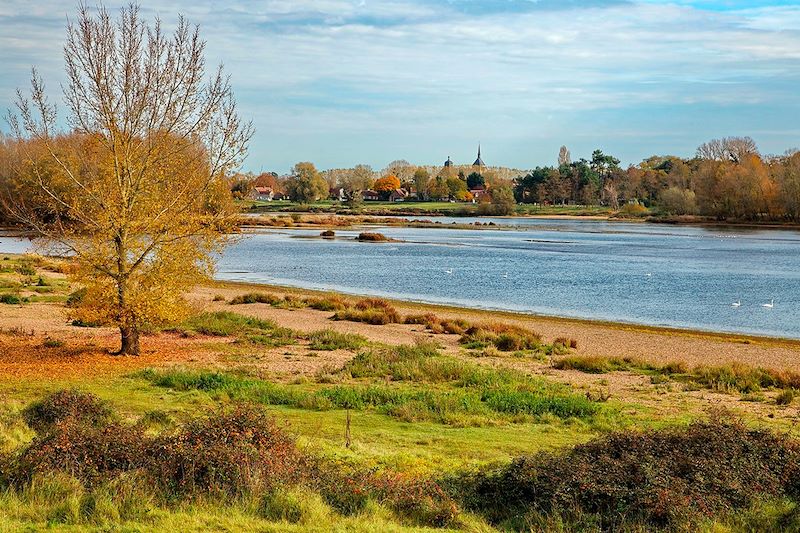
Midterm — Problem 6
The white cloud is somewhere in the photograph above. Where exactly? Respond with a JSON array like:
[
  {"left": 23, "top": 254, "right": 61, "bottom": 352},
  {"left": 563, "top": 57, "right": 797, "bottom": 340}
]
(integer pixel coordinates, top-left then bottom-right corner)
[{"left": 1, "top": 0, "right": 798, "bottom": 170}]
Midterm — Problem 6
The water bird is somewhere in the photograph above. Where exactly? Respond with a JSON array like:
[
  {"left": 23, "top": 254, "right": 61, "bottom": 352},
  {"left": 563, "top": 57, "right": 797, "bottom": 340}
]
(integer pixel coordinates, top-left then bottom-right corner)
[
  {"left": 502, "top": 272, "right": 509, "bottom": 278},
  {"left": 645, "top": 273, "right": 652, "bottom": 277},
  {"left": 731, "top": 300, "right": 741, "bottom": 308},
  {"left": 762, "top": 299, "right": 774, "bottom": 309},
  {"left": 444, "top": 269, "right": 453, "bottom": 274}
]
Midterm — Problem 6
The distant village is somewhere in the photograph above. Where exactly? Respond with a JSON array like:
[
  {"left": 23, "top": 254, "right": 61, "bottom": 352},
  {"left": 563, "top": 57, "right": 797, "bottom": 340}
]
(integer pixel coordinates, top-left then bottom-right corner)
[{"left": 243, "top": 146, "right": 523, "bottom": 205}]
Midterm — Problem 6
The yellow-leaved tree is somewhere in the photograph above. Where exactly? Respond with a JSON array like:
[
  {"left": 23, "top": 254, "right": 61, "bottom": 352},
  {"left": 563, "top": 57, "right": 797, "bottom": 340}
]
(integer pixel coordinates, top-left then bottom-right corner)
[{"left": 1, "top": 4, "right": 252, "bottom": 355}]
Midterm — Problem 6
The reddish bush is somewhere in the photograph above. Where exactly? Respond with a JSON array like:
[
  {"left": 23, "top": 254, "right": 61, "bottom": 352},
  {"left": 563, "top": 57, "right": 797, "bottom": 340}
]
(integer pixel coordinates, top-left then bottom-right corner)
[
  {"left": 148, "top": 404, "right": 305, "bottom": 497},
  {"left": 22, "top": 390, "right": 114, "bottom": 434},
  {"left": 463, "top": 417, "right": 800, "bottom": 529},
  {"left": 310, "top": 460, "right": 457, "bottom": 527},
  {"left": 10, "top": 421, "right": 146, "bottom": 485}
]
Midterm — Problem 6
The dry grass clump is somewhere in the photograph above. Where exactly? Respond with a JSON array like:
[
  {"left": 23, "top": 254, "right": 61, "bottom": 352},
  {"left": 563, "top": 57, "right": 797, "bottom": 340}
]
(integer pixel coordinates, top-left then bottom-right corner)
[
  {"left": 553, "top": 337, "right": 578, "bottom": 349},
  {"left": 229, "top": 292, "right": 282, "bottom": 305},
  {"left": 333, "top": 298, "right": 401, "bottom": 325},
  {"left": 403, "top": 313, "right": 470, "bottom": 334},
  {"left": 305, "top": 295, "right": 348, "bottom": 311},
  {"left": 460, "top": 322, "right": 542, "bottom": 352}
]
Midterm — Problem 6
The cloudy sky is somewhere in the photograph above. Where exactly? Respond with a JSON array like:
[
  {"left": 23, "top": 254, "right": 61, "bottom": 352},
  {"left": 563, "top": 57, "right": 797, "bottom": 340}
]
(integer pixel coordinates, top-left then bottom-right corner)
[{"left": 1, "top": 1, "right": 799, "bottom": 172}]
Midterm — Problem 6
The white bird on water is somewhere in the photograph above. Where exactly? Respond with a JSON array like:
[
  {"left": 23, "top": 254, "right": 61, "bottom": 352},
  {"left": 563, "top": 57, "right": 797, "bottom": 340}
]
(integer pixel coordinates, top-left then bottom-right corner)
[
  {"left": 762, "top": 299, "right": 774, "bottom": 309},
  {"left": 645, "top": 273, "right": 652, "bottom": 277},
  {"left": 502, "top": 272, "right": 509, "bottom": 278},
  {"left": 731, "top": 300, "right": 741, "bottom": 308},
  {"left": 444, "top": 269, "right": 453, "bottom": 275}
]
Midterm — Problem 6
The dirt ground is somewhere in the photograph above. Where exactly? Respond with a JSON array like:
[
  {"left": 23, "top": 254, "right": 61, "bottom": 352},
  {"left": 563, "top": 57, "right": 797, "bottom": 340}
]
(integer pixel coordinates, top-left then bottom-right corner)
[{"left": 3, "top": 280, "right": 800, "bottom": 426}]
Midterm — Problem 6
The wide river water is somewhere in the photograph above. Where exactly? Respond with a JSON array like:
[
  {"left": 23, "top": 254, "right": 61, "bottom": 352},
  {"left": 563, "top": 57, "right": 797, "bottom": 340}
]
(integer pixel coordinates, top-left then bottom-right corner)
[{"left": 2, "top": 218, "right": 799, "bottom": 338}]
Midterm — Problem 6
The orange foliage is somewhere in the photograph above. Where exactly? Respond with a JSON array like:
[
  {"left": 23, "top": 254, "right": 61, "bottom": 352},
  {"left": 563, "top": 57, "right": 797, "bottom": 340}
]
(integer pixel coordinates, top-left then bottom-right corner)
[{"left": 374, "top": 174, "right": 401, "bottom": 192}]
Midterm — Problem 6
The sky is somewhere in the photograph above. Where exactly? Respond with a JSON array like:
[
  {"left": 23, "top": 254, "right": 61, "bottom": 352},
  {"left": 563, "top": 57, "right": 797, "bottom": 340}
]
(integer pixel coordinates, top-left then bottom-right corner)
[{"left": 1, "top": 1, "right": 799, "bottom": 173}]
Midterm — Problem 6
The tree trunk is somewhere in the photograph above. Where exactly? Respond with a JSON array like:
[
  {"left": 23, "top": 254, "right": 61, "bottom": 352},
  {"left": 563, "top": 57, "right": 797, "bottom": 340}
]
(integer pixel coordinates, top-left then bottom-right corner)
[{"left": 118, "top": 326, "right": 140, "bottom": 356}]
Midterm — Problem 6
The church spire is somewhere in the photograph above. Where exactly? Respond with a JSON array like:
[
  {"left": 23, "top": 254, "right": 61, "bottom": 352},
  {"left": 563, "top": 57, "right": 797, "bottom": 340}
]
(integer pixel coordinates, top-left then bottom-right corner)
[{"left": 473, "top": 144, "right": 484, "bottom": 167}]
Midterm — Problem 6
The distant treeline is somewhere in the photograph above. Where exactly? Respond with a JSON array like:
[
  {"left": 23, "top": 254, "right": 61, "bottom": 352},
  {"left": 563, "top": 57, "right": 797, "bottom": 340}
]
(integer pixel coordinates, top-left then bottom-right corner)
[
  {"left": 4, "top": 133, "right": 800, "bottom": 223},
  {"left": 515, "top": 138, "right": 800, "bottom": 221}
]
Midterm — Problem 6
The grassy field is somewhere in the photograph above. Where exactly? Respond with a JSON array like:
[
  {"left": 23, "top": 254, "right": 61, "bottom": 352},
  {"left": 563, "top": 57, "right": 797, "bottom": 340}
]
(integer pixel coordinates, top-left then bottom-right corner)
[
  {"left": 241, "top": 199, "right": 616, "bottom": 218},
  {"left": 2, "top": 255, "right": 800, "bottom": 531}
]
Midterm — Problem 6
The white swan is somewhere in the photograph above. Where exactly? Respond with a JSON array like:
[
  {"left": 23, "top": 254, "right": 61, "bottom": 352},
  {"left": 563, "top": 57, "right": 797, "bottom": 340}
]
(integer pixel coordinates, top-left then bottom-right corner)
[
  {"left": 762, "top": 299, "right": 774, "bottom": 309},
  {"left": 444, "top": 269, "right": 453, "bottom": 275},
  {"left": 731, "top": 300, "right": 741, "bottom": 308},
  {"left": 501, "top": 272, "right": 509, "bottom": 278}
]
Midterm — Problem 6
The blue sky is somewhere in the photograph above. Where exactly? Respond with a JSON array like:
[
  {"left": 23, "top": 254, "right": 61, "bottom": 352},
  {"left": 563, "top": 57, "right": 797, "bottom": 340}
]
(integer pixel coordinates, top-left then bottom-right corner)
[{"left": 1, "top": 1, "right": 799, "bottom": 172}]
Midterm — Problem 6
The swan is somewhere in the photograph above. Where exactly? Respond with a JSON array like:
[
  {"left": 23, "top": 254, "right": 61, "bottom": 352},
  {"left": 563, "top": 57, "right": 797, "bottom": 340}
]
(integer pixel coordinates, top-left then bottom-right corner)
[
  {"left": 645, "top": 273, "right": 652, "bottom": 277},
  {"left": 731, "top": 300, "right": 741, "bottom": 308},
  {"left": 502, "top": 272, "right": 509, "bottom": 278},
  {"left": 762, "top": 299, "right": 774, "bottom": 309},
  {"left": 444, "top": 269, "right": 453, "bottom": 275}
]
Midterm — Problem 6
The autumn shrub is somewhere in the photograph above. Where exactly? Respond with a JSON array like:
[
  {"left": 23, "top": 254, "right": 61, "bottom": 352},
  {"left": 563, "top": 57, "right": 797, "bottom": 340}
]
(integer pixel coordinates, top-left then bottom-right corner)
[
  {"left": 461, "top": 323, "right": 541, "bottom": 351},
  {"left": 333, "top": 298, "right": 400, "bottom": 325},
  {"left": 148, "top": 404, "right": 306, "bottom": 497},
  {"left": 65, "top": 288, "right": 87, "bottom": 307},
  {"left": 309, "top": 460, "right": 457, "bottom": 526},
  {"left": 307, "top": 330, "right": 367, "bottom": 351},
  {"left": 459, "top": 416, "right": 800, "bottom": 530},
  {"left": 357, "top": 232, "right": 389, "bottom": 242},
  {"left": 9, "top": 421, "right": 146, "bottom": 486},
  {"left": 320, "top": 230, "right": 335, "bottom": 238},
  {"left": 22, "top": 390, "right": 114, "bottom": 434}
]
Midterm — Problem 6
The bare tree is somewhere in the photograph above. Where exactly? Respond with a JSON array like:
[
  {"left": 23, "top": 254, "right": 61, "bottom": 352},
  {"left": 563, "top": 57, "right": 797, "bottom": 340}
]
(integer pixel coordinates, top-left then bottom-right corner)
[
  {"left": 558, "top": 145, "right": 571, "bottom": 167},
  {"left": 696, "top": 136, "right": 758, "bottom": 163},
  {"left": 2, "top": 4, "right": 253, "bottom": 355}
]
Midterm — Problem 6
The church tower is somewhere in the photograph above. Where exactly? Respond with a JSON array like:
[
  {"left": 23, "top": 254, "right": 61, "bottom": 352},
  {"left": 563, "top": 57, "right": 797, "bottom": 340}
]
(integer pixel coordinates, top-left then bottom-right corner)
[{"left": 472, "top": 145, "right": 484, "bottom": 174}]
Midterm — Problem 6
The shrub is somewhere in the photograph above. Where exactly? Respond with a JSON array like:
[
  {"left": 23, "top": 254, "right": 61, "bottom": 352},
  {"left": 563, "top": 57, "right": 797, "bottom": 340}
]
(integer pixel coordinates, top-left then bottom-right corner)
[
  {"left": 460, "top": 323, "right": 541, "bottom": 351},
  {"left": 776, "top": 389, "right": 795, "bottom": 406},
  {"left": 22, "top": 390, "right": 114, "bottom": 434},
  {"left": 308, "top": 330, "right": 367, "bottom": 351},
  {"left": 0, "top": 294, "right": 23, "bottom": 305},
  {"left": 148, "top": 404, "right": 305, "bottom": 497},
  {"left": 357, "top": 232, "right": 389, "bottom": 242},
  {"left": 305, "top": 295, "right": 348, "bottom": 311},
  {"left": 229, "top": 292, "right": 281, "bottom": 305},
  {"left": 310, "top": 460, "right": 457, "bottom": 526},
  {"left": 10, "top": 422, "right": 146, "bottom": 486},
  {"left": 212, "top": 294, "right": 226, "bottom": 302},
  {"left": 333, "top": 298, "right": 400, "bottom": 325},
  {"left": 461, "top": 416, "right": 800, "bottom": 529},
  {"left": 320, "top": 230, "right": 335, "bottom": 238},
  {"left": 42, "top": 338, "right": 64, "bottom": 348}
]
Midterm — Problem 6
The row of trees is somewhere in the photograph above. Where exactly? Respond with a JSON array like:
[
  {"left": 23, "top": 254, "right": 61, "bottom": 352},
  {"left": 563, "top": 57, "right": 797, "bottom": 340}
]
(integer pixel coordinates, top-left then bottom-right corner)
[{"left": 515, "top": 139, "right": 800, "bottom": 221}]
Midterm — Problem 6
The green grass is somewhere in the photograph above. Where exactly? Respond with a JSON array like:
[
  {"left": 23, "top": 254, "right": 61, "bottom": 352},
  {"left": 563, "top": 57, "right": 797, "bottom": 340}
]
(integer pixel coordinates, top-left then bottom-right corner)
[
  {"left": 308, "top": 330, "right": 368, "bottom": 351},
  {"left": 135, "top": 340, "right": 602, "bottom": 426}
]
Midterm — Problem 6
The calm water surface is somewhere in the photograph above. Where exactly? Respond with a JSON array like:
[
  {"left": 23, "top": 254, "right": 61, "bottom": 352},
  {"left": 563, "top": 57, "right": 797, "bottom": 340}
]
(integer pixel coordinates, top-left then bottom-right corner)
[
  {"left": 222, "top": 219, "right": 800, "bottom": 339},
  {"left": 3, "top": 220, "right": 799, "bottom": 338}
]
